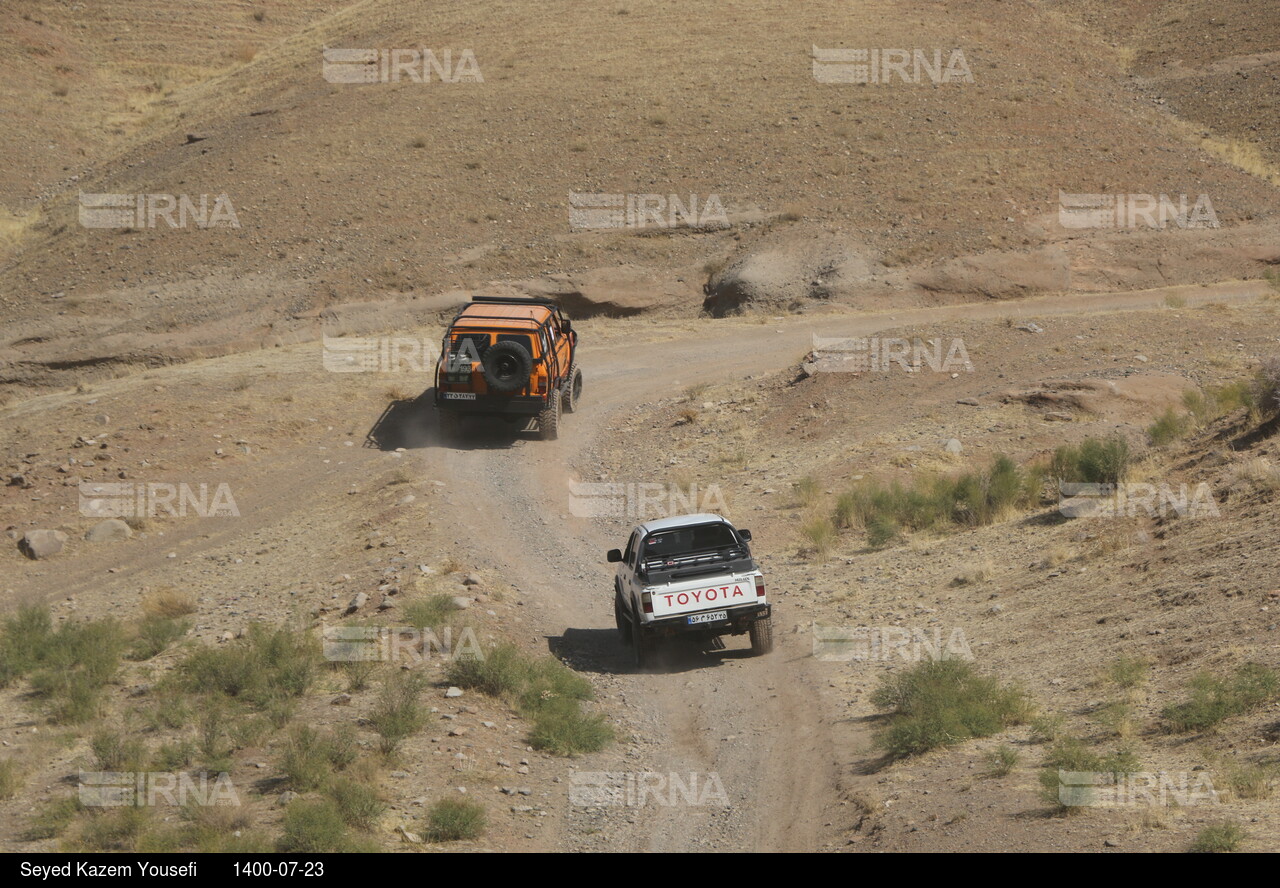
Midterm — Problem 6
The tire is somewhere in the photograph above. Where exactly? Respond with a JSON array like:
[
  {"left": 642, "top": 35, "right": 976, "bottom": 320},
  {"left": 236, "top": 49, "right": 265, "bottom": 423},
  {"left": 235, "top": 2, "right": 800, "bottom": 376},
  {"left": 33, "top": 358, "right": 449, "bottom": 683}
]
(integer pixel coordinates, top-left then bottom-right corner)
[
  {"left": 614, "top": 592, "right": 632, "bottom": 646},
  {"left": 538, "top": 392, "right": 561, "bottom": 440},
  {"left": 562, "top": 365, "right": 583, "bottom": 413},
  {"left": 631, "top": 610, "right": 650, "bottom": 668},
  {"left": 749, "top": 616, "right": 774, "bottom": 655},
  {"left": 481, "top": 341, "right": 532, "bottom": 393}
]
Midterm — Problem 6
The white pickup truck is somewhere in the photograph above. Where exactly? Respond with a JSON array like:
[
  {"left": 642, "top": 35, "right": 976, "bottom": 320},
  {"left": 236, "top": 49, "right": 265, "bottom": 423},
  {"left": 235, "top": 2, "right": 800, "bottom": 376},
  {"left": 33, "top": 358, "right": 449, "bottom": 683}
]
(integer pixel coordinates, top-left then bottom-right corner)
[{"left": 608, "top": 513, "right": 772, "bottom": 667}]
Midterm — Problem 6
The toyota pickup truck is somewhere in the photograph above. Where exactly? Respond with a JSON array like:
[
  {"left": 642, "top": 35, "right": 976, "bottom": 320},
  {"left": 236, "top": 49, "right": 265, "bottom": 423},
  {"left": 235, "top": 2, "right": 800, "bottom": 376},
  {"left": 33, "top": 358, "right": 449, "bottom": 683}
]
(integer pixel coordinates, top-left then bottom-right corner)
[{"left": 608, "top": 513, "right": 772, "bottom": 667}]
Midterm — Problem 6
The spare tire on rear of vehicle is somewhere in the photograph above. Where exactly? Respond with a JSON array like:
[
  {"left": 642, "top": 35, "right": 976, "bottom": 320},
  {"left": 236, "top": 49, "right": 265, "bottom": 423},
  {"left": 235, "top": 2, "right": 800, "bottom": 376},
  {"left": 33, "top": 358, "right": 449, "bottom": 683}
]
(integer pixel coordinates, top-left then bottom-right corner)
[{"left": 481, "top": 341, "right": 532, "bottom": 393}]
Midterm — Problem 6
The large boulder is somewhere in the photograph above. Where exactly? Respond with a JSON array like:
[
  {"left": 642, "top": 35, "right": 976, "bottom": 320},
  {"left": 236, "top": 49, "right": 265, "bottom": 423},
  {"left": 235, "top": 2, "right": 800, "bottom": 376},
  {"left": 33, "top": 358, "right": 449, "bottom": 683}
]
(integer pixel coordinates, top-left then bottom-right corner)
[{"left": 20, "top": 529, "right": 67, "bottom": 560}]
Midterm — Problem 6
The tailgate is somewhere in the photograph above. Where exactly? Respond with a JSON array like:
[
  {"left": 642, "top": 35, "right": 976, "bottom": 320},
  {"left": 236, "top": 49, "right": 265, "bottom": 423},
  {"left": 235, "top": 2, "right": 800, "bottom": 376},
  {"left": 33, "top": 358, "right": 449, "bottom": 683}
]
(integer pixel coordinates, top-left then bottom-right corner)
[{"left": 649, "top": 575, "right": 760, "bottom": 620}]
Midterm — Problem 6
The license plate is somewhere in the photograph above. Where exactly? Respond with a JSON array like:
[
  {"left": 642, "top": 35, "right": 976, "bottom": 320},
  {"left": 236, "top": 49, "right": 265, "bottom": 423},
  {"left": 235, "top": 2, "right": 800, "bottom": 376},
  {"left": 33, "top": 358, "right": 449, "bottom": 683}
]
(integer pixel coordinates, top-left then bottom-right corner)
[
  {"left": 444, "top": 392, "right": 476, "bottom": 400},
  {"left": 687, "top": 610, "right": 728, "bottom": 625}
]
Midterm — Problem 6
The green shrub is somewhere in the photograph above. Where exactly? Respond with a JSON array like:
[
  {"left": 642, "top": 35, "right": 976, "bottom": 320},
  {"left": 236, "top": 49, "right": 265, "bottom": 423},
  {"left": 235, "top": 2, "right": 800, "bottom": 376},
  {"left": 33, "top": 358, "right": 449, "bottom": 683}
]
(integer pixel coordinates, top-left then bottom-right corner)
[
  {"left": 403, "top": 594, "right": 462, "bottom": 631},
  {"left": 1162, "top": 663, "right": 1280, "bottom": 732},
  {"left": 326, "top": 777, "right": 385, "bottom": 831},
  {"left": 129, "top": 615, "right": 190, "bottom": 660},
  {"left": 367, "top": 671, "right": 427, "bottom": 756},
  {"left": 282, "top": 725, "right": 359, "bottom": 790},
  {"left": 0, "top": 758, "right": 21, "bottom": 799},
  {"left": 985, "top": 744, "right": 1019, "bottom": 777},
  {"left": 1106, "top": 656, "right": 1150, "bottom": 689},
  {"left": 19, "top": 616, "right": 125, "bottom": 724},
  {"left": 1038, "top": 738, "right": 1141, "bottom": 811},
  {"left": 178, "top": 624, "right": 319, "bottom": 708},
  {"left": 447, "top": 644, "right": 611, "bottom": 756},
  {"left": 25, "top": 797, "right": 83, "bottom": 840},
  {"left": 871, "top": 660, "right": 1031, "bottom": 758},
  {"left": 1148, "top": 408, "right": 1189, "bottom": 446},
  {"left": 91, "top": 731, "right": 148, "bottom": 772},
  {"left": 1052, "top": 436, "right": 1131, "bottom": 485},
  {"left": 278, "top": 800, "right": 364, "bottom": 853},
  {"left": 1191, "top": 822, "right": 1246, "bottom": 853},
  {"left": 833, "top": 455, "right": 1043, "bottom": 548},
  {"left": 425, "top": 798, "right": 486, "bottom": 842},
  {"left": 800, "top": 515, "right": 836, "bottom": 557},
  {"left": 78, "top": 806, "right": 152, "bottom": 851}
]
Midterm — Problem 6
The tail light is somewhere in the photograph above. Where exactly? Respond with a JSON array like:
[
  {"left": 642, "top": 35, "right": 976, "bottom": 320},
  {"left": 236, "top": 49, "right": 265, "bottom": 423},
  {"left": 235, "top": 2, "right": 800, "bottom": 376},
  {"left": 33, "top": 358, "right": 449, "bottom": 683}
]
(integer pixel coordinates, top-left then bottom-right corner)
[
  {"left": 641, "top": 591, "right": 653, "bottom": 614},
  {"left": 535, "top": 375, "right": 547, "bottom": 394},
  {"left": 754, "top": 576, "right": 765, "bottom": 598}
]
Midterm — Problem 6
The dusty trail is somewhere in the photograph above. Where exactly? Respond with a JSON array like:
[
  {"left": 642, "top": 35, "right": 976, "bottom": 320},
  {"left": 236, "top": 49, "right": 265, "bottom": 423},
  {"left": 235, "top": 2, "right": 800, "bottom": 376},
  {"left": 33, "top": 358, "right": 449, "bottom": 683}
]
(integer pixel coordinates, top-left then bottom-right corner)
[
  {"left": 4, "top": 279, "right": 1265, "bottom": 851},
  {"left": 396, "top": 280, "right": 1266, "bottom": 851}
]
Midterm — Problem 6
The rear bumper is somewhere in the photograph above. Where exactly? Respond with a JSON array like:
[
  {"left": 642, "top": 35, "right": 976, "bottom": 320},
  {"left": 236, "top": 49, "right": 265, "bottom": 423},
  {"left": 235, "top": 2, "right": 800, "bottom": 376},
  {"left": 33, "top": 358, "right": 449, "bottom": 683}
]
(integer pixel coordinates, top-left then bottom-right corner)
[
  {"left": 435, "top": 393, "right": 548, "bottom": 416},
  {"left": 643, "top": 603, "right": 771, "bottom": 637}
]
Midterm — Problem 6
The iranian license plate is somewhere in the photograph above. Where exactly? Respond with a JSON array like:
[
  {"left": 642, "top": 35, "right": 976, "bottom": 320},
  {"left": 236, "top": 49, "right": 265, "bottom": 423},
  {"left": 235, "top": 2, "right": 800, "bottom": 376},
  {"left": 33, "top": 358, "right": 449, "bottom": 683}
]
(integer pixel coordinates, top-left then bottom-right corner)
[
  {"left": 687, "top": 610, "right": 728, "bottom": 625},
  {"left": 444, "top": 392, "right": 477, "bottom": 400}
]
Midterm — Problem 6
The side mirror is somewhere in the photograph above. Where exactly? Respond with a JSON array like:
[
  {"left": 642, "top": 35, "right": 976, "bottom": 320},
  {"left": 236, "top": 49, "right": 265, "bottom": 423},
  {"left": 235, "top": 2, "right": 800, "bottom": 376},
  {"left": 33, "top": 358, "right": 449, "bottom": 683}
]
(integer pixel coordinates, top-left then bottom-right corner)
[
  {"left": 606, "top": 549, "right": 623, "bottom": 563},
  {"left": 739, "top": 529, "right": 752, "bottom": 542}
]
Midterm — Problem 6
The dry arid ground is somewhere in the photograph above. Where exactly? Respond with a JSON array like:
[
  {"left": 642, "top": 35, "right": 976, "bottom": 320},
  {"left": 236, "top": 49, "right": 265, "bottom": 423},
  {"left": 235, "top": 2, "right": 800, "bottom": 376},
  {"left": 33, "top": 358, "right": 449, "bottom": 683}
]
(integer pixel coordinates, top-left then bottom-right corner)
[{"left": 1, "top": 0, "right": 1278, "bottom": 855}]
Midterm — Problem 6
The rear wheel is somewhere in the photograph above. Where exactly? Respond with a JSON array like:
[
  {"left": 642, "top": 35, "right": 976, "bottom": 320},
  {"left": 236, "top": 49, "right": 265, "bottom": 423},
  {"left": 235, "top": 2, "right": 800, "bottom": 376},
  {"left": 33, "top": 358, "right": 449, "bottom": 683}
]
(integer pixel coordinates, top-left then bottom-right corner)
[
  {"left": 538, "top": 393, "right": 561, "bottom": 440},
  {"left": 614, "top": 592, "right": 632, "bottom": 646},
  {"left": 631, "top": 612, "right": 650, "bottom": 668},
  {"left": 563, "top": 365, "right": 583, "bottom": 413},
  {"left": 749, "top": 616, "right": 774, "bottom": 655}
]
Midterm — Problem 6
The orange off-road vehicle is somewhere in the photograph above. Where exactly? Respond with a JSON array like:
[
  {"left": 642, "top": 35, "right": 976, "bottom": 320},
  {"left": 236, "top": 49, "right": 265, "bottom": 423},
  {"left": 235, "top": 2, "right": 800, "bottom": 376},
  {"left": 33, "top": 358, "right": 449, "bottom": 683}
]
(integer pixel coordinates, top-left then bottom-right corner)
[{"left": 433, "top": 296, "right": 582, "bottom": 440}]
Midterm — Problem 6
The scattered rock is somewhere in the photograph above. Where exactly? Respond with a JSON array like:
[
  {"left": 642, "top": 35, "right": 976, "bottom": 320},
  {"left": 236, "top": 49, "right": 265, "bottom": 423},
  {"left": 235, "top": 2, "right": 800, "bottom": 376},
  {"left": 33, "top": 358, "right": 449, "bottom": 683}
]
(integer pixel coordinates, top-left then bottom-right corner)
[
  {"left": 397, "top": 826, "right": 423, "bottom": 844},
  {"left": 20, "top": 530, "right": 67, "bottom": 560},
  {"left": 84, "top": 518, "right": 132, "bottom": 543},
  {"left": 956, "top": 398, "right": 980, "bottom": 406},
  {"left": 444, "top": 687, "right": 464, "bottom": 698},
  {"left": 943, "top": 438, "right": 963, "bottom": 454},
  {"left": 278, "top": 791, "right": 298, "bottom": 806},
  {"left": 331, "top": 694, "right": 352, "bottom": 706},
  {"left": 346, "top": 592, "right": 368, "bottom": 614},
  {"left": 451, "top": 596, "right": 472, "bottom": 610}
]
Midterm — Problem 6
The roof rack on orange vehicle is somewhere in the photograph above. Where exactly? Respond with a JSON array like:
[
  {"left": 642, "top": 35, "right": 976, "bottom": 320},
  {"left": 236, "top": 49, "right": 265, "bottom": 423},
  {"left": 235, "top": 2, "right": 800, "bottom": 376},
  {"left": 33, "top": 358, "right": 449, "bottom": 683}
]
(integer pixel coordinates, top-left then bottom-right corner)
[{"left": 469, "top": 295, "right": 557, "bottom": 306}]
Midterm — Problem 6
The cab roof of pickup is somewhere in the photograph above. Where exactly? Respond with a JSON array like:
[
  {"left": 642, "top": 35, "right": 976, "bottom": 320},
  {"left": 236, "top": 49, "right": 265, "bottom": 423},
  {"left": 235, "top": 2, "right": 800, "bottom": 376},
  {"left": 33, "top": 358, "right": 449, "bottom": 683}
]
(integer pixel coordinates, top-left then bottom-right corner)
[{"left": 636, "top": 513, "right": 733, "bottom": 534}]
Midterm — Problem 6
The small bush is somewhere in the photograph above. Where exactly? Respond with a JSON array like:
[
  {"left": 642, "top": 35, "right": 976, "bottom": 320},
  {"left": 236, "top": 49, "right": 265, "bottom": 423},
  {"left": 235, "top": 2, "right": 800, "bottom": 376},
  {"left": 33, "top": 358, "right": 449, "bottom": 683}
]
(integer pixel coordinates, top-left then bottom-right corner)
[
  {"left": 142, "top": 588, "right": 197, "bottom": 619},
  {"left": 1191, "top": 822, "right": 1246, "bottom": 853},
  {"left": 92, "top": 731, "right": 148, "bottom": 772},
  {"left": 447, "top": 645, "right": 610, "bottom": 756},
  {"left": 529, "top": 699, "right": 614, "bottom": 756},
  {"left": 326, "top": 777, "right": 385, "bottom": 831},
  {"left": 1162, "top": 663, "right": 1280, "bottom": 732},
  {"left": 800, "top": 515, "right": 836, "bottom": 558},
  {"left": 1224, "top": 761, "right": 1275, "bottom": 800},
  {"left": 0, "top": 758, "right": 21, "bottom": 799},
  {"left": 1106, "top": 657, "right": 1150, "bottom": 690},
  {"left": 1254, "top": 356, "right": 1280, "bottom": 418},
  {"left": 985, "top": 744, "right": 1019, "bottom": 777},
  {"left": 282, "top": 724, "right": 360, "bottom": 791},
  {"left": 1148, "top": 408, "right": 1189, "bottom": 446},
  {"left": 26, "top": 797, "right": 83, "bottom": 840},
  {"left": 1029, "top": 713, "right": 1065, "bottom": 743},
  {"left": 179, "top": 624, "right": 319, "bottom": 707},
  {"left": 367, "top": 671, "right": 427, "bottom": 756},
  {"left": 1052, "top": 436, "right": 1130, "bottom": 485},
  {"left": 278, "top": 800, "right": 361, "bottom": 853},
  {"left": 793, "top": 476, "right": 821, "bottom": 508},
  {"left": 1038, "top": 738, "right": 1141, "bottom": 811},
  {"left": 403, "top": 594, "right": 462, "bottom": 631},
  {"left": 19, "top": 615, "right": 125, "bottom": 724},
  {"left": 871, "top": 660, "right": 1031, "bottom": 758},
  {"left": 425, "top": 798, "right": 486, "bottom": 842},
  {"left": 78, "top": 806, "right": 152, "bottom": 851},
  {"left": 130, "top": 615, "right": 190, "bottom": 660}
]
